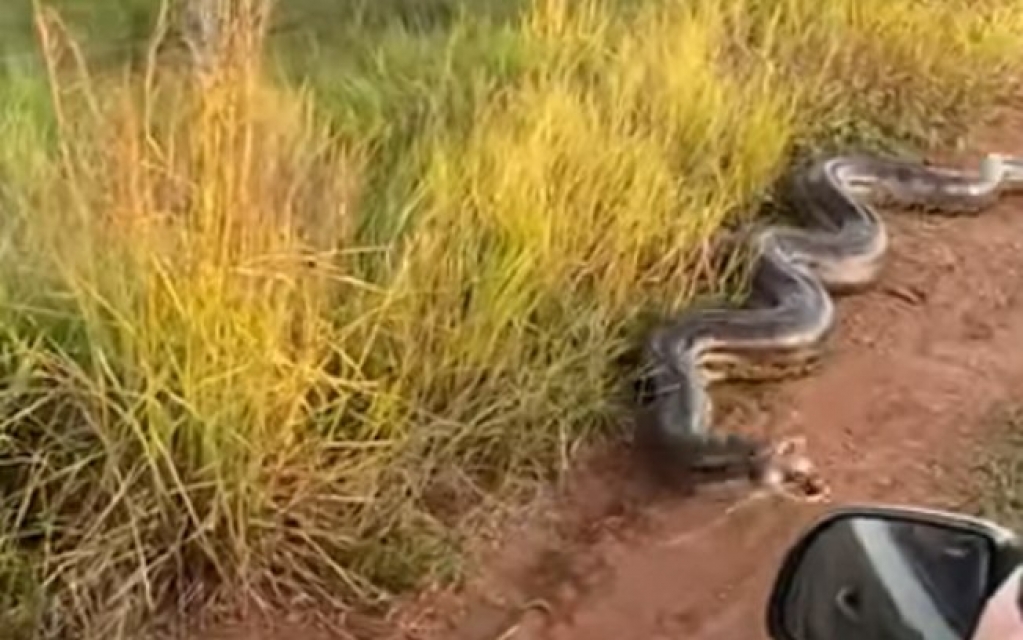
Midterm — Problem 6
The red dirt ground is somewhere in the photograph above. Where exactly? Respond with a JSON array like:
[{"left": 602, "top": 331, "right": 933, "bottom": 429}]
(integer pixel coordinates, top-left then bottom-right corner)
[{"left": 199, "top": 107, "right": 1023, "bottom": 640}]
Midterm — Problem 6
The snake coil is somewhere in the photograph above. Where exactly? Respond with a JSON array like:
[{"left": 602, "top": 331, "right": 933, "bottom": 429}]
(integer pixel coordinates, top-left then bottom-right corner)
[{"left": 635, "top": 152, "right": 1023, "bottom": 493}]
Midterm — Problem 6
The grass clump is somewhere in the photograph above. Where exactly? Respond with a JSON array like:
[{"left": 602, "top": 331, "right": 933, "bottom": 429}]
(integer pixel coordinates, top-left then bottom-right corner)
[
  {"left": 0, "top": 0, "right": 1021, "bottom": 637},
  {"left": 974, "top": 406, "right": 1023, "bottom": 533}
]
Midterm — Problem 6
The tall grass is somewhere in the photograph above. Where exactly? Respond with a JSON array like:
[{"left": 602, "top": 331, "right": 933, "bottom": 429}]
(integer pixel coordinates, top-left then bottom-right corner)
[{"left": 0, "top": 0, "right": 1021, "bottom": 637}]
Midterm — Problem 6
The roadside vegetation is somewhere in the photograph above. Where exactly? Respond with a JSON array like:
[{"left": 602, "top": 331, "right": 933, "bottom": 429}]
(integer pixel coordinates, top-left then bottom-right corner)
[
  {"left": 976, "top": 405, "right": 1023, "bottom": 531},
  {"left": 0, "top": 0, "right": 1021, "bottom": 637}
]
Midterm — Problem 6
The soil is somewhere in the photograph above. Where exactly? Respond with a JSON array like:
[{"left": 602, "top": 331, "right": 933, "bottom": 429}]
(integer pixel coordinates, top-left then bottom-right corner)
[{"left": 198, "top": 106, "right": 1023, "bottom": 640}]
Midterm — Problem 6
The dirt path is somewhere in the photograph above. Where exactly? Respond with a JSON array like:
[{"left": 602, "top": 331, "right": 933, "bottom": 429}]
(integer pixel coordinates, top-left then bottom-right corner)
[{"left": 373, "top": 111, "right": 1023, "bottom": 640}]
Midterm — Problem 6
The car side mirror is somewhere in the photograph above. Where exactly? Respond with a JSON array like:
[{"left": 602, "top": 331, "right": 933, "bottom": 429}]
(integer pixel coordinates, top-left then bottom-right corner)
[{"left": 765, "top": 505, "right": 1023, "bottom": 640}]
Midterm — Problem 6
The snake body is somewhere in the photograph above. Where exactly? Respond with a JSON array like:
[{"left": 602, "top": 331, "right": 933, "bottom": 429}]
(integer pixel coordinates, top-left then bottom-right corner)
[{"left": 636, "top": 152, "right": 1023, "bottom": 488}]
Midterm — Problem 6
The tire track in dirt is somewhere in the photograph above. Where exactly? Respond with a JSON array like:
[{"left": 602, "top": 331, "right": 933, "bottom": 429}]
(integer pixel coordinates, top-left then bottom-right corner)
[{"left": 388, "top": 110, "right": 1023, "bottom": 640}]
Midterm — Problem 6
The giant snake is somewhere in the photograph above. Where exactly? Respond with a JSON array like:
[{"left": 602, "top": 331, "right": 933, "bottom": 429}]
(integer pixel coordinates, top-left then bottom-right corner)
[{"left": 634, "top": 152, "right": 1023, "bottom": 500}]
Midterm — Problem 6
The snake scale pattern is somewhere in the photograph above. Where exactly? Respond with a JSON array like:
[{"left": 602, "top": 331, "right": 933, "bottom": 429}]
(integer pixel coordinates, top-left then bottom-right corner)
[{"left": 635, "top": 152, "right": 1023, "bottom": 498}]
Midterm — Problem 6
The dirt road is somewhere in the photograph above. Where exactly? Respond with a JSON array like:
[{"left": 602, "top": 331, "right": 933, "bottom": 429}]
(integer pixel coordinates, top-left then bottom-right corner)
[{"left": 376, "top": 110, "right": 1023, "bottom": 640}]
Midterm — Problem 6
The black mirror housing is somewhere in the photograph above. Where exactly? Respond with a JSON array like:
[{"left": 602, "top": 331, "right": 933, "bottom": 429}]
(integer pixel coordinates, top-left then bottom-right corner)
[{"left": 766, "top": 504, "right": 1023, "bottom": 640}]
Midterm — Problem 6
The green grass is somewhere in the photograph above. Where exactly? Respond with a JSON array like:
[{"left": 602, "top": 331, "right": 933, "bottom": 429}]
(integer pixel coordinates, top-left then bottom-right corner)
[
  {"left": 0, "top": 0, "right": 1022, "bottom": 637},
  {"left": 973, "top": 406, "right": 1023, "bottom": 532}
]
